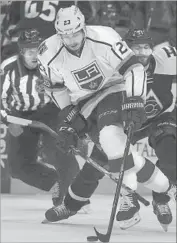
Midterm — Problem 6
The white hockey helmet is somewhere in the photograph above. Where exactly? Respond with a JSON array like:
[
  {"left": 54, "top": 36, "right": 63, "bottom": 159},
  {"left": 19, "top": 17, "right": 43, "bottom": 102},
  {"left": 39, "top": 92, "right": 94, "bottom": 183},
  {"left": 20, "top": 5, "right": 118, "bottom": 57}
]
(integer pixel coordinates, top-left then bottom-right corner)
[{"left": 55, "top": 5, "right": 85, "bottom": 35}]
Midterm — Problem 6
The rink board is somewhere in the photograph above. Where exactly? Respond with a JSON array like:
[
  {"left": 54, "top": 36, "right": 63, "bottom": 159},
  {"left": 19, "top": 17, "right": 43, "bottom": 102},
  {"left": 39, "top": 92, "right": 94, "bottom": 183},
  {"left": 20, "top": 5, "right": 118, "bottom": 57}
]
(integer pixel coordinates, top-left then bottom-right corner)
[{"left": 2, "top": 83, "right": 176, "bottom": 195}]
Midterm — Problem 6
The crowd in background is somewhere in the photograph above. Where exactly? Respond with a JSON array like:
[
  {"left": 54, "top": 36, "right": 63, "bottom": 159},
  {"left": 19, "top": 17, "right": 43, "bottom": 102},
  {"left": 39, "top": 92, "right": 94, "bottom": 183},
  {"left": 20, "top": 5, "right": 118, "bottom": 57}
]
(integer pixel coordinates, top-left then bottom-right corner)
[
  {"left": 0, "top": 0, "right": 176, "bottom": 163},
  {"left": 0, "top": 1, "right": 176, "bottom": 62}
]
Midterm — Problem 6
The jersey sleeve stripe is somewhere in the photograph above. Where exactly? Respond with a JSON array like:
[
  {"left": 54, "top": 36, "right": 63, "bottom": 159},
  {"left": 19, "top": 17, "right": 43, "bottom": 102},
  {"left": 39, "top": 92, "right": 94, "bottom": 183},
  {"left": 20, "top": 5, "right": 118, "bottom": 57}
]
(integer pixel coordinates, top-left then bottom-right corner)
[
  {"left": 139, "top": 71, "right": 146, "bottom": 98},
  {"left": 47, "top": 45, "right": 64, "bottom": 66},
  {"left": 131, "top": 70, "right": 135, "bottom": 96},
  {"left": 48, "top": 67, "right": 52, "bottom": 80},
  {"left": 119, "top": 55, "right": 140, "bottom": 76},
  {"left": 1, "top": 71, "right": 12, "bottom": 110}
]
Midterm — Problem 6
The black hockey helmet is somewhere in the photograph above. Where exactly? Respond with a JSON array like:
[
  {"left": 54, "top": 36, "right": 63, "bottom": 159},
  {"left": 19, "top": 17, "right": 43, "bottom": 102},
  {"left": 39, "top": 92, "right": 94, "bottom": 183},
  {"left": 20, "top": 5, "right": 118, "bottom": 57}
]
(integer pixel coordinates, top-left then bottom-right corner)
[
  {"left": 124, "top": 29, "right": 153, "bottom": 47},
  {"left": 18, "top": 29, "right": 43, "bottom": 49}
]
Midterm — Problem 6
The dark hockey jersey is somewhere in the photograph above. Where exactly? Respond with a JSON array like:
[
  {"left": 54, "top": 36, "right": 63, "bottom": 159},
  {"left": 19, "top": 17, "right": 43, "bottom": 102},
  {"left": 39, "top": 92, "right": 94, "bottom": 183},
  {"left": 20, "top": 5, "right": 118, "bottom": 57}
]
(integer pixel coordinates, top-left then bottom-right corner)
[{"left": 145, "top": 45, "right": 176, "bottom": 121}]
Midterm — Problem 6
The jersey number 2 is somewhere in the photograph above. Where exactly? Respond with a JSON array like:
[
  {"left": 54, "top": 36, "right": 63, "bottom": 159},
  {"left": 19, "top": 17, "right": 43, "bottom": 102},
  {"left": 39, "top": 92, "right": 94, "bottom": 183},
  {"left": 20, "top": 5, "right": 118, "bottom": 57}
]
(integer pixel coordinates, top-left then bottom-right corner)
[{"left": 116, "top": 42, "right": 128, "bottom": 55}]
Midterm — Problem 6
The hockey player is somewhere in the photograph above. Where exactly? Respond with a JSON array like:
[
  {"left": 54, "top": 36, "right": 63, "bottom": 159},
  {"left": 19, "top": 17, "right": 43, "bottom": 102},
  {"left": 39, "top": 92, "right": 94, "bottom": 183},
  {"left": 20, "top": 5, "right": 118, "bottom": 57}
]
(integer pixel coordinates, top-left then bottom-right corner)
[
  {"left": 1, "top": 29, "right": 80, "bottom": 210},
  {"left": 116, "top": 29, "right": 176, "bottom": 231},
  {"left": 1, "top": 1, "right": 94, "bottom": 61},
  {"left": 37, "top": 6, "right": 176, "bottom": 224}
]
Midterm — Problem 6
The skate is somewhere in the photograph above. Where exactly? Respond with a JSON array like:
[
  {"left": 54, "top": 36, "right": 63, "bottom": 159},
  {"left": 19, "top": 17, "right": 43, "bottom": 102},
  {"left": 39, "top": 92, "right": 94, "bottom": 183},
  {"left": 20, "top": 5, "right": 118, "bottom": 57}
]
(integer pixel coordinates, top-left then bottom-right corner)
[
  {"left": 116, "top": 193, "right": 141, "bottom": 230},
  {"left": 44, "top": 203, "right": 77, "bottom": 222},
  {"left": 152, "top": 200, "right": 172, "bottom": 232}
]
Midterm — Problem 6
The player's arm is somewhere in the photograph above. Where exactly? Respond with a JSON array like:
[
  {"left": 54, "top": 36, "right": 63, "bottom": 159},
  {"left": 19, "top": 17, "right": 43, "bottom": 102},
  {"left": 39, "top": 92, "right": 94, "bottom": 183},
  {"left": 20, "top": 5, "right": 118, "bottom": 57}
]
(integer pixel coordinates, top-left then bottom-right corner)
[
  {"left": 37, "top": 38, "right": 71, "bottom": 109},
  {"left": 107, "top": 37, "right": 147, "bottom": 131},
  {"left": 37, "top": 56, "right": 71, "bottom": 109},
  {"left": 153, "top": 46, "right": 177, "bottom": 111},
  {"left": 108, "top": 38, "right": 147, "bottom": 100},
  {"left": 153, "top": 46, "right": 177, "bottom": 75}
]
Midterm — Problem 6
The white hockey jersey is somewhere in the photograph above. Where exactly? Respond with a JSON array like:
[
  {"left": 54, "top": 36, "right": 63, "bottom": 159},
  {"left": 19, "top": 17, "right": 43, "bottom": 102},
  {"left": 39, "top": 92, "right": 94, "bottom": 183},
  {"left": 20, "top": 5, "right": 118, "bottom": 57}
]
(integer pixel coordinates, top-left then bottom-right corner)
[{"left": 37, "top": 26, "right": 146, "bottom": 118}]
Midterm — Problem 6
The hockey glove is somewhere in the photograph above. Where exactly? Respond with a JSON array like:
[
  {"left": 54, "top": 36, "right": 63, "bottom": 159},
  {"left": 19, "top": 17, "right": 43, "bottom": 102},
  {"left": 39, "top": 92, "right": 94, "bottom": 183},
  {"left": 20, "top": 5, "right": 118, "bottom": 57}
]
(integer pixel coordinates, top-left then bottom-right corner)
[
  {"left": 56, "top": 124, "right": 79, "bottom": 154},
  {"left": 1, "top": 110, "right": 23, "bottom": 136},
  {"left": 56, "top": 105, "right": 88, "bottom": 153},
  {"left": 8, "top": 123, "right": 24, "bottom": 137},
  {"left": 121, "top": 96, "right": 147, "bottom": 132},
  {"left": 0, "top": 110, "right": 9, "bottom": 125},
  {"left": 58, "top": 105, "right": 88, "bottom": 138}
]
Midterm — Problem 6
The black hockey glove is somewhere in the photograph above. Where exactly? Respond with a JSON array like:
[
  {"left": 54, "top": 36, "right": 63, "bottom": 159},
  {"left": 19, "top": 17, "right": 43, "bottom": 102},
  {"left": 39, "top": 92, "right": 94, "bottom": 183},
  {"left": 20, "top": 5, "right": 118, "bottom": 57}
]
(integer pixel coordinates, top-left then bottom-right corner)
[
  {"left": 121, "top": 96, "right": 147, "bottom": 132},
  {"left": 56, "top": 124, "right": 79, "bottom": 154},
  {"left": 56, "top": 105, "right": 88, "bottom": 154}
]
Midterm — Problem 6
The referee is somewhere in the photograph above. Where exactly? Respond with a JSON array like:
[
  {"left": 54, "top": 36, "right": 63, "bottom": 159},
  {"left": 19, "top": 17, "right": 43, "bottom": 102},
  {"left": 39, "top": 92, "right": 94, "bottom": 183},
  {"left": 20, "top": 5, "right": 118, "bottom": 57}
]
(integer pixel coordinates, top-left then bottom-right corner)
[{"left": 1, "top": 29, "right": 80, "bottom": 213}]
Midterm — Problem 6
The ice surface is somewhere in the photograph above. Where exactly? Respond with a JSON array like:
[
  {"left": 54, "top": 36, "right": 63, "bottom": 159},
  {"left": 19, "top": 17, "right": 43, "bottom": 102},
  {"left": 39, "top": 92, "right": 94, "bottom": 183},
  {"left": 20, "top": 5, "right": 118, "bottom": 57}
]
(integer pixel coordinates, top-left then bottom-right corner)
[{"left": 1, "top": 194, "right": 176, "bottom": 242}]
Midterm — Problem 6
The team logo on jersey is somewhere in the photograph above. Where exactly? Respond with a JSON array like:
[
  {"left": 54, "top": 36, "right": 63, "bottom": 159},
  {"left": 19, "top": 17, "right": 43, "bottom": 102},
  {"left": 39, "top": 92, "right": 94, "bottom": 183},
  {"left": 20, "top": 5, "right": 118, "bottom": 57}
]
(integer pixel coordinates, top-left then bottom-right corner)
[
  {"left": 145, "top": 89, "right": 163, "bottom": 119},
  {"left": 38, "top": 42, "right": 48, "bottom": 55},
  {"left": 72, "top": 61, "right": 105, "bottom": 91}
]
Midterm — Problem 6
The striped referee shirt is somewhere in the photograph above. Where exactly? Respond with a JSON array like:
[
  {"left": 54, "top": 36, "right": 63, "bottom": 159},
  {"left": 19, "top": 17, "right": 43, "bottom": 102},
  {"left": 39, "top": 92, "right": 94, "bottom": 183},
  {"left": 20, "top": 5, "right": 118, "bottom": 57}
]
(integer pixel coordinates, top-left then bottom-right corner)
[{"left": 1, "top": 55, "right": 51, "bottom": 112}]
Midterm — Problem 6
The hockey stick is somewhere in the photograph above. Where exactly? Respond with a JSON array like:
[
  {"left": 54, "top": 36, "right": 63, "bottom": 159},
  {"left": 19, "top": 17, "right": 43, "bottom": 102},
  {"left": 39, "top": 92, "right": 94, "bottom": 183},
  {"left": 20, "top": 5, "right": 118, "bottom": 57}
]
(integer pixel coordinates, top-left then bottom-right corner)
[
  {"left": 94, "top": 122, "right": 135, "bottom": 242},
  {"left": 1, "top": 112, "right": 149, "bottom": 207},
  {"left": 73, "top": 147, "right": 150, "bottom": 207},
  {"left": 1, "top": 2, "right": 12, "bottom": 48},
  {"left": 1, "top": 111, "right": 58, "bottom": 139},
  {"left": 146, "top": 2, "right": 156, "bottom": 31}
]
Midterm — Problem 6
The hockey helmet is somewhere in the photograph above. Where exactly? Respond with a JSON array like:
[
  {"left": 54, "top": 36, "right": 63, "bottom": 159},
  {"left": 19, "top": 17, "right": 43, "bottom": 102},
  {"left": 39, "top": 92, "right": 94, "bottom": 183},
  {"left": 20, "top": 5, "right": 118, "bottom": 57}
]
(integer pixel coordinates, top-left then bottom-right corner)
[
  {"left": 124, "top": 29, "right": 153, "bottom": 47},
  {"left": 55, "top": 5, "right": 85, "bottom": 35},
  {"left": 18, "top": 29, "right": 43, "bottom": 49}
]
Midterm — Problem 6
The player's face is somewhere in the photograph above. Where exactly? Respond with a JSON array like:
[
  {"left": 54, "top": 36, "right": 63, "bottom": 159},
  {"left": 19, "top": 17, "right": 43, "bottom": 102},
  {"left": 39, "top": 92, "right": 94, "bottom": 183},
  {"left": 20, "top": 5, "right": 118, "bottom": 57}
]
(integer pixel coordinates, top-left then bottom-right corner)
[
  {"left": 131, "top": 43, "right": 152, "bottom": 66},
  {"left": 22, "top": 48, "right": 38, "bottom": 69},
  {"left": 61, "top": 30, "right": 85, "bottom": 52}
]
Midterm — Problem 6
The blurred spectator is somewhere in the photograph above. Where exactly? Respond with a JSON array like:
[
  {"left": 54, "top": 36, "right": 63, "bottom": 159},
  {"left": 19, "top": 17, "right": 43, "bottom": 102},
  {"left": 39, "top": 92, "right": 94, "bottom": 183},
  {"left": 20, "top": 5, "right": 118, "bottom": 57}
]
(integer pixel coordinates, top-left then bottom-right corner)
[
  {"left": 130, "top": 1, "right": 176, "bottom": 46},
  {"left": 90, "top": 1, "right": 137, "bottom": 37},
  {"left": 163, "top": 1, "right": 176, "bottom": 47},
  {"left": 96, "top": 2, "right": 118, "bottom": 28},
  {"left": 1, "top": 1, "right": 176, "bottom": 60}
]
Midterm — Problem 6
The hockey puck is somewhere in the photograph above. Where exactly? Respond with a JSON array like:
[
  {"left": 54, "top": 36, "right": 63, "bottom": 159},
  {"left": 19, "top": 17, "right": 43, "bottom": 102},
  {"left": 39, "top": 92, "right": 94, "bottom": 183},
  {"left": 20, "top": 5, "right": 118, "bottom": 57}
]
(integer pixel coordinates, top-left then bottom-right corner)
[{"left": 87, "top": 236, "right": 98, "bottom": 241}]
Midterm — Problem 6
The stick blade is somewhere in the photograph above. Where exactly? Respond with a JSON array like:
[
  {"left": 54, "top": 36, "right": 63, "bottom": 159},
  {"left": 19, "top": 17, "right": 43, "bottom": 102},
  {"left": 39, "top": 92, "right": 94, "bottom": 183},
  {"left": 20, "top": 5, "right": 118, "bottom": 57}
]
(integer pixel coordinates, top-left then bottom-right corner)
[{"left": 94, "top": 227, "right": 110, "bottom": 242}]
